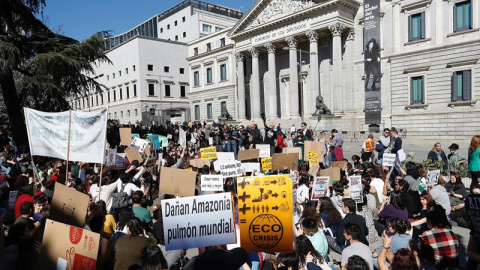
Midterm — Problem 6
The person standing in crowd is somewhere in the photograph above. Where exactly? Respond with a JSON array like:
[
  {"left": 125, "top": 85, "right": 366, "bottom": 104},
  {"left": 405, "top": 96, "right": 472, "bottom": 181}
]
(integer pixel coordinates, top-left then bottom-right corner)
[
  {"left": 468, "top": 135, "right": 480, "bottom": 192},
  {"left": 301, "top": 122, "right": 313, "bottom": 141},
  {"left": 427, "top": 142, "right": 448, "bottom": 171},
  {"left": 262, "top": 116, "right": 277, "bottom": 156},
  {"left": 330, "top": 129, "right": 343, "bottom": 162},
  {"left": 376, "top": 128, "right": 390, "bottom": 165},
  {"left": 447, "top": 143, "right": 466, "bottom": 173},
  {"left": 248, "top": 123, "right": 262, "bottom": 144},
  {"left": 361, "top": 134, "right": 376, "bottom": 161},
  {"left": 387, "top": 129, "right": 403, "bottom": 175}
]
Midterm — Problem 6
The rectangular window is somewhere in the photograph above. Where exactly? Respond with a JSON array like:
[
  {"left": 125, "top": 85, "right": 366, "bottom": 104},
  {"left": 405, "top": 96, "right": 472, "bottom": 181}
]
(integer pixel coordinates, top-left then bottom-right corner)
[
  {"left": 119, "top": 70, "right": 121, "bottom": 77},
  {"left": 220, "top": 38, "right": 226, "bottom": 47},
  {"left": 101, "top": 93, "right": 104, "bottom": 104},
  {"left": 133, "top": 65, "right": 136, "bottom": 71},
  {"left": 165, "top": 84, "right": 171, "bottom": 97},
  {"left": 181, "top": 85, "right": 186, "bottom": 97},
  {"left": 194, "top": 47, "right": 198, "bottom": 55},
  {"left": 121, "top": 111, "right": 123, "bottom": 118},
  {"left": 135, "top": 109, "right": 138, "bottom": 116},
  {"left": 454, "top": 0, "right": 472, "bottom": 32},
  {"left": 194, "top": 71, "right": 200, "bottom": 86},
  {"left": 183, "top": 32, "right": 186, "bottom": 38},
  {"left": 127, "top": 110, "right": 130, "bottom": 117},
  {"left": 221, "top": 101, "right": 227, "bottom": 111},
  {"left": 113, "top": 73, "right": 115, "bottom": 79},
  {"left": 175, "top": 20, "right": 178, "bottom": 26},
  {"left": 96, "top": 95, "right": 98, "bottom": 106},
  {"left": 175, "top": 35, "right": 178, "bottom": 41},
  {"left": 126, "top": 86, "right": 130, "bottom": 98},
  {"left": 126, "top": 68, "right": 128, "bottom": 74},
  {"left": 164, "top": 66, "right": 170, "bottom": 72},
  {"left": 195, "top": 105, "right": 200, "bottom": 120},
  {"left": 410, "top": 76, "right": 424, "bottom": 104},
  {"left": 160, "top": 28, "right": 163, "bottom": 33},
  {"left": 134, "top": 84, "right": 137, "bottom": 97},
  {"left": 182, "top": 16, "right": 185, "bottom": 22},
  {"left": 408, "top": 12, "right": 425, "bottom": 41},
  {"left": 148, "top": 64, "right": 153, "bottom": 71},
  {"left": 113, "top": 90, "right": 116, "bottom": 101},
  {"left": 108, "top": 92, "right": 111, "bottom": 103},
  {"left": 148, "top": 83, "right": 155, "bottom": 96},
  {"left": 119, "top": 88, "right": 122, "bottom": 100},
  {"left": 203, "top": 24, "right": 211, "bottom": 33},
  {"left": 215, "top": 26, "right": 222, "bottom": 32},
  {"left": 206, "top": 68, "right": 212, "bottom": 84},
  {"left": 206, "top": 43, "right": 211, "bottom": 52},
  {"left": 107, "top": 75, "right": 109, "bottom": 81},
  {"left": 207, "top": 103, "right": 213, "bottom": 119},
  {"left": 452, "top": 70, "right": 472, "bottom": 101},
  {"left": 220, "top": 64, "right": 227, "bottom": 81},
  {"left": 167, "top": 24, "right": 170, "bottom": 30}
]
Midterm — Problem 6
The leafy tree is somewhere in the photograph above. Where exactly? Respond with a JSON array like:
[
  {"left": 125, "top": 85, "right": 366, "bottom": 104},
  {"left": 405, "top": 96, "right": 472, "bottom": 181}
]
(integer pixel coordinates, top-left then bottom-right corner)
[{"left": 0, "top": 0, "right": 109, "bottom": 147}]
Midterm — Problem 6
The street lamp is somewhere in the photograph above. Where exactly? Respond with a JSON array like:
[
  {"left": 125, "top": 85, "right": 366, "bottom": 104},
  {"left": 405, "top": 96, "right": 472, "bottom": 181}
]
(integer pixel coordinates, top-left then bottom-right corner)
[
  {"left": 283, "top": 47, "right": 310, "bottom": 121},
  {"left": 146, "top": 74, "right": 174, "bottom": 125}
]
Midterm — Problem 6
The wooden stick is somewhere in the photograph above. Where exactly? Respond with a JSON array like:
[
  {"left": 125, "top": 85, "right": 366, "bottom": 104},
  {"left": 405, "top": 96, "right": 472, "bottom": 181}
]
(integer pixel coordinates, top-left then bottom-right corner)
[
  {"left": 65, "top": 110, "right": 72, "bottom": 181},
  {"left": 98, "top": 163, "right": 104, "bottom": 200}
]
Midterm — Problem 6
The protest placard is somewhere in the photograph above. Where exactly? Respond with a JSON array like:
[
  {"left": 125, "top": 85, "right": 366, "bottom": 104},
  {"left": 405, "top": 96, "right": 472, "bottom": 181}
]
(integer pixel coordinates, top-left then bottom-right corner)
[
  {"left": 272, "top": 153, "right": 298, "bottom": 170},
  {"left": 283, "top": 147, "right": 302, "bottom": 159},
  {"left": 349, "top": 175, "right": 363, "bottom": 203},
  {"left": 241, "top": 163, "right": 261, "bottom": 172},
  {"left": 145, "top": 134, "right": 161, "bottom": 150},
  {"left": 132, "top": 133, "right": 140, "bottom": 139},
  {"left": 238, "top": 149, "right": 260, "bottom": 161},
  {"left": 119, "top": 128, "right": 132, "bottom": 146},
  {"left": 167, "top": 134, "right": 173, "bottom": 139},
  {"left": 319, "top": 167, "right": 340, "bottom": 183},
  {"left": 382, "top": 153, "right": 396, "bottom": 167},
  {"left": 311, "top": 177, "right": 330, "bottom": 199},
  {"left": 162, "top": 193, "right": 236, "bottom": 250},
  {"left": 8, "top": 190, "right": 18, "bottom": 210},
  {"left": 304, "top": 141, "right": 325, "bottom": 162},
  {"left": 331, "top": 161, "right": 348, "bottom": 169},
  {"left": 158, "top": 135, "right": 169, "bottom": 148},
  {"left": 200, "top": 175, "right": 224, "bottom": 191},
  {"left": 105, "top": 149, "right": 116, "bottom": 166},
  {"left": 465, "top": 194, "right": 480, "bottom": 243},
  {"left": 115, "top": 153, "right": 126, "bottom": 170},
  {"left": 262, "top": 157, "right": 272, "bottom": 171},
  {"left": 190, "top": 158, "right": 211, "bottom": 168},
  {"left": 213, "top": 152, "right": 235, "bottom": 171},
  {"left": 131, "top": 137, "right": 149, "bottom": 153},
  {"left": 308, "top": 150, "right": 319, "bottom": 163},
  {"left": 179, "top": 128, "right": 187, "bottom": 147},
  {"left": 125, "top": 147, "right": 142, "bottom": 163},
  {"left": 427, "top": 169, "right": 441, "bottom": 186},
  {"left": 160, "top": 167, "right": 197, "bottom": 197},
  {"left": 50, "top": 182, "right": 90, "bottom": 227},
  {"left": 200, "top": 146, "right": 217, "bottom": 160},
  {"left": 191, "top": 138, "right": 197, "bottom": 144},
  {"left": 40, "top": 219, "right": 100, "bottom": 270},
  {"left": 218, "top": 161, "right": 242, "bottom": 178},
  {"left": 256, "top": 144, "right": 271, "bottom": 158},
  {"left": 236, "top": 175, "right": 293, "bottom": 253},
  {"left": 308, "top": 162, "right": 320, "bottom": 177},
  {"left": 208, "top": 137, "right": 214, "bottom": 145}
]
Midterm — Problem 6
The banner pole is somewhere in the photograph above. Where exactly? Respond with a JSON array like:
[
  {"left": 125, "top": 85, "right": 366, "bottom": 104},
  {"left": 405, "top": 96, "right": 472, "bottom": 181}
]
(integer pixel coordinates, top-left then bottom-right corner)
[
  {"left": 65, "top": 110, "right": 72, "bottom": 182},
  {"left": 24, "top": 108, "right": 37, "bottom": 182},
  {"left": 98, "top": 106, "right": 109, "bottom": 201}
]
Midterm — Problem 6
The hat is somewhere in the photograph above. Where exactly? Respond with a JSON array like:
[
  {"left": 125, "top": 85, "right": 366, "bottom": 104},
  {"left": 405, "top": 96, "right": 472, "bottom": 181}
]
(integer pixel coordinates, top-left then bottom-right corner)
[
  {"left": 194, "top": 248, "right": 248, "bottom": 270},
  {"left": 448, "top": 143, "right": 459, "bottom": 150}
]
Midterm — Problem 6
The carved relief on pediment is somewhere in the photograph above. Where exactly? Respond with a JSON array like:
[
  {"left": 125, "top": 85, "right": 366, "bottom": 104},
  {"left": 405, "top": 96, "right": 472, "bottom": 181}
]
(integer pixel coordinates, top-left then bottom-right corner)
[{"left": 249, "top": 0, "right": 315, "bottom": 28}]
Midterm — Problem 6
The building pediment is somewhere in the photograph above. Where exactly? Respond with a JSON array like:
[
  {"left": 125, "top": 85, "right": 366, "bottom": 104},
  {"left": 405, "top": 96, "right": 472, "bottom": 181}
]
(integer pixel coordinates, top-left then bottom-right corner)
[{"left": 228, "top": 0, "right": 361, "bottom": 39}]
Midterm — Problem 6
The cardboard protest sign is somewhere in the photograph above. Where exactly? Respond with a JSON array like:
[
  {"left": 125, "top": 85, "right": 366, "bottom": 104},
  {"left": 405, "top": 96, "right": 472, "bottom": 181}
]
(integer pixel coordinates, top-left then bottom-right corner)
[
  {"left": 241, "top": 163, "right": 261, "bottom": 172},
  {"left": 115, "top": 153, "right": 126, "bottom": 170},
  {"left": 158, "top": 135, "right": 169, "bottom": 148},
  {"left": 272, "top": 153, "right": 298, "bottom": 170},
  {"left": 119, "top": 128, "right": 132, "bottom": 146},
  {"left": 131, "top": 137, "right": 149, "bottom": 153},
  {"left": 213, "top": 152, "right": 235, "bottom": 171},
  {"left": 145, "top": 134, "right": 161, "bottom": 150},
  {"left": 304, "top": 141, "right": 325, "bottom": 162},
  {"left": 262, "top": 157, "right": 272, "bottom": 171},
  {"left": 308, "top": 163, "right": 320, "bottom": 177},
  {"left": 319, "top": 167, "right": 340, "bottom": 182},
  {"left": 218, "top": 161, "right": 242, "bottom": 178},
  {"left": 179, "top": 128, "right": 187, "bottom": 147},
  {"left": 162, "top": 193, "right": 236, "bottom": 250},
  {"left": 237, "top": 175, "right": 293, "bottom": 253},
  {"left": 125, "top": 147, "right": 142, "bottom": 163},
  {"left": 331, "top": 161, "right": 348, "bottom": 169},
  {"left": 382, "top": 153, "right": 396, "bottom": 167},
  {"left": 160, "top": 167, "right": 197, "bottom": 197},
  {"left": 465, "top": 194, "right": 480, "bottom": 243},
  {"left": 50, "top": 182, "right": 90, "bottom": 227},
  {"left": 200, "top": 175, "right": 224, "bottom": 191},
  {"left": 40, "top": 219, "right": 100, "bottom": 270},
  {"left": 427, "top": 169, "right": 441, "bottom": 186},
  {"left": 200, "top": 146, "right": 217, "bottom": 160},
  {"left": 349, "top": 175, "right": 363, "bottom": 203},
  {"left": 105, "top": 149, "right": 116, "bottom": 166},
  {"left": 238, "top": 149, "right": 260, "bottom": 161},
  {"left": 311, "top": 177, "right": 330, "bottom": 199},
  {"left": 256, "top": 144, "right": 271, "bottom": 158},
  {"left": 283, "top": 147, "right": 302, "bottom": 159},
  {"left": 190, "top": 158, "right": 210, "bottom": 168},
  {"left": 8, "top": 190, "right": 18, "bottom": 210}
]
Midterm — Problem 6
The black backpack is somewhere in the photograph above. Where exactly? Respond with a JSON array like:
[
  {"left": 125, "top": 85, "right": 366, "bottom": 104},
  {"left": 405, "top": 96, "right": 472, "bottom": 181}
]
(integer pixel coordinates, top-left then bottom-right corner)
[{"left": 111, "top": 183, "right": 129, "bottom": 209}]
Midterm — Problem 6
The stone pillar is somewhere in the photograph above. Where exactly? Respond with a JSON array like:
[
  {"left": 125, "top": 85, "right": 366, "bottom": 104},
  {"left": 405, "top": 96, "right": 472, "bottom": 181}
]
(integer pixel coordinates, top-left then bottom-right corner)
[
  {"left": 306, "top": 30, "right": 319, "bottom": 116},
  {"left": 329, "top": 23, "right": 345, "bottom": 112},
  {"left": 285, "top": 36, "right": 300, "bottom": 117},
  {"left": 265, "top": 42, "right": 278, "bottom": 119},
  {"left": 236, "top": 52, "right": 246, "bottom": 120},
  {"left": 249, "top": 47, "right": 261, "bottom": 119}
]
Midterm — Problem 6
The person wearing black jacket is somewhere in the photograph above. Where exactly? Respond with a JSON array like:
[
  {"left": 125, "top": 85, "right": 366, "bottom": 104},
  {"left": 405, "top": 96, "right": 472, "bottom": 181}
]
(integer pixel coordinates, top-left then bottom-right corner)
[
  {"left": 247, "top": 123, "right": 262, "bottom": 144},
  {"left": 334, "top": 198, "right": 369, "bottom": 252},
  {"left": 262, "top": 114, "right": 277, "bottom": 154}
]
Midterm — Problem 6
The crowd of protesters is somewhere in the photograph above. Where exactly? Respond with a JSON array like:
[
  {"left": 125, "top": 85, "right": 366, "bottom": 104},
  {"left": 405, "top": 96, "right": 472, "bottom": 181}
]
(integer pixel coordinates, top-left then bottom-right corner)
[{"left": 0, "top": 119, "right": 480, "bottom": 270}]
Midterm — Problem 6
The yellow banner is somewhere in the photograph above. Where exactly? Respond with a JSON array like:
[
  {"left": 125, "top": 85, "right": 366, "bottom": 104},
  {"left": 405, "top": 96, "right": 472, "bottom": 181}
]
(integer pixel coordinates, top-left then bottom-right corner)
[
  {"left": 261, "top": 157, "right": 272, "bottom": 171},
  {"left": 237, "top": 175, "right": 293, "bottom": 253},
  {"left": 200, "top": 146, "right": 217, "bottom": 160},
  {"left": 308, "top": 150, "right": 318, "bottom": 163}
]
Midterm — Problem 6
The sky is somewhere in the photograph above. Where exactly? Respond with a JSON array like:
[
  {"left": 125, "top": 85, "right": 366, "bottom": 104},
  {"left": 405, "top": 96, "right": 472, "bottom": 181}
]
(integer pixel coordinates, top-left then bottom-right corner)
[{"left": 42, "top": 0, "right": 256, "bottom": 41}]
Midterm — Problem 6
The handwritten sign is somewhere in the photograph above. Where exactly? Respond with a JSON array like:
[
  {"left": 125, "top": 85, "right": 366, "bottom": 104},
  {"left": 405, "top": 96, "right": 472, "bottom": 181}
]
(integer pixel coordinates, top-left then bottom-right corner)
[
  {"left": 200, "top": 175, "right": 224, "bottom": 191},
  {"left": 219, "top": 162, "right": 243, "bottom": 178},
  {"left": 465, "top": 194, "right": 480, "bottom": 243},
  {"left": 382, "top": 153, "right": 396, "bottom": 167},
  {"left": 262, "top": 157, "right": 272, "bottom": 171},
  {"left": 349, "top": 175, "right": 363, "bottom": 203},
  {"left": 201, "top": 146, "right": 217, "bottom": 160},
  {"left": 308, "top": 162, "right": 320, "bottom": 177},
  {"left": 256, "top": 144, "right": 271, "bottom": 158}
]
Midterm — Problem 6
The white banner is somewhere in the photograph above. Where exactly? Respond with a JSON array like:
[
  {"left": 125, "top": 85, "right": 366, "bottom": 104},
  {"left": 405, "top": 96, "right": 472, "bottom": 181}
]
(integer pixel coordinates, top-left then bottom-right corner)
[
  {"left": 256, "top": 144, "right": 271, "bottom": 158},
  {"left": 219, "top": 161, "right": 242, "bottom": 178},
  {"left": 382, "top": 153, "right": 396, "bottom": 167},
  {"left": 201, "top": 175, "right": 224, "bottom": 191},
  {"left": 349, "top": 175, "right": 364, "bottom": 203},
  {"left": 25, "top": 108, "right": 107, "bottom": 163},
  {"left": 162, "top": 193, "right": 236, "bottom": 250},
  {"left": 179, "top": 128, "right": 187, "bottom": 147}
]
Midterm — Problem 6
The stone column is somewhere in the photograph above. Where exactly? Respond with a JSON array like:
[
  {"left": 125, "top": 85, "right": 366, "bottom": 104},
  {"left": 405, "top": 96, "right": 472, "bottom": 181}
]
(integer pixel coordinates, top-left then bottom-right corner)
[
  {"left": 265, "top": 42, "right": 278, "bottom": 119},
  {"left": 235, "top": 52, "right": 246, "bottom": 120},
  {"left": 329, "top": 23, "right": 345, "bottom": 112},
  {"left": 249, "top": 47, "right": 261, "bottom": 119},
  {"left": 285, "top": 36, "right": 300, "bottom": 117},
  {"left": 306, "top": 30, "right": 319, "bottom": 116}
]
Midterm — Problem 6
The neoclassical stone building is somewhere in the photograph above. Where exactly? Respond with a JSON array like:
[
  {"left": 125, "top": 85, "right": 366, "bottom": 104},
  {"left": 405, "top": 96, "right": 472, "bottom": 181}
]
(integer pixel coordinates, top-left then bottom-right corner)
[{"left": 188, "top": 0, "right": 479, "bottom": 140}]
